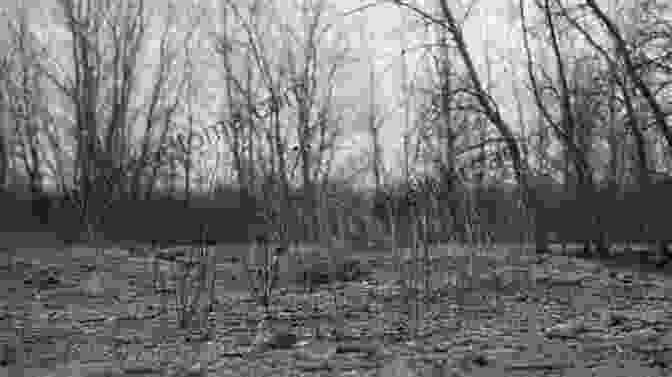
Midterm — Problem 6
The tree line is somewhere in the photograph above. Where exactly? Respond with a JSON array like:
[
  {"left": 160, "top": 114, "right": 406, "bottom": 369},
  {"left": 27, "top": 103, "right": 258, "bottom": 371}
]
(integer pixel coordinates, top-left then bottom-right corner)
[{"left": 0, "top": 0, "right": 669, "bottom": 259}]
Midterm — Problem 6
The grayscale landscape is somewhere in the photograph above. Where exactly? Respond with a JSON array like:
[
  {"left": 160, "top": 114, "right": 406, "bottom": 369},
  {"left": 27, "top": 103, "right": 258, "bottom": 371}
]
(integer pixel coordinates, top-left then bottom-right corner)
[{"left": 0, "top": 0, "right": 671, "bottom": 376}]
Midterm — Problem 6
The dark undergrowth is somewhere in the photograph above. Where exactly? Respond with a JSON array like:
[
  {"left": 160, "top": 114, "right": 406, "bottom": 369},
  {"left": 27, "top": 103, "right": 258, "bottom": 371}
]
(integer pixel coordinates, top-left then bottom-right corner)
[{"left": 544, "top": 242, "right": 672, "bottom": 276}]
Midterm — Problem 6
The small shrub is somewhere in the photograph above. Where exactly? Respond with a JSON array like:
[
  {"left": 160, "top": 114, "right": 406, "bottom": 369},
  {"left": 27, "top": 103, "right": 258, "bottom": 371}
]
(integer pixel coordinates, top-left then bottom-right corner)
[{"left": 243, "top": 238, "right": 284, "bottom": 313}]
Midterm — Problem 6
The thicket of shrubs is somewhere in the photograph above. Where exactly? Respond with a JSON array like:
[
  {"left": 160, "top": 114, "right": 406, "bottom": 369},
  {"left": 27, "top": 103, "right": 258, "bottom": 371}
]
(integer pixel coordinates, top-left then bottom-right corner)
[
  {"left": 0, "top": 178, "right": 670, "bottom": 249},
  {"left": 0, "top": 188, "right": 260, "bottom": 244}
]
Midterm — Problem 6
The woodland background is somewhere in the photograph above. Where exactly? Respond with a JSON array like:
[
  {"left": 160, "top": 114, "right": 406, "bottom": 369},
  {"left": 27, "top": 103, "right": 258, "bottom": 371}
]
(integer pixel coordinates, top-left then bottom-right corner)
[{"left": 0, "top": 0, "right": 670, "bottom": 254}]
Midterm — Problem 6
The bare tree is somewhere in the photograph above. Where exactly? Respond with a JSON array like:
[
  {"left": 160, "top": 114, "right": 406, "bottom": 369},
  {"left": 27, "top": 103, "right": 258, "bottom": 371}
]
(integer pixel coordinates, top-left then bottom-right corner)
[
  {"left": 215, "top": 0, "right": 292, "bottom": 238},
  {"left": 280, "top": 0, "right": 352, "bottom": 243},
  {"left": 27, "top": 0, "right": 152, "bottom": 238},
  {"left": 0, "top": 57, "right": 11, "bottom": 190},
  {"left": 0, "top": 119, "right": 7, "bottom": 190},
  {"left": 2, "top": 7, "right": 49, "bottom": 198},
  {"left": 214, "top": 0, "right": 352, "bottom": 246},
  {"left": 552, "top": 0, "right": 671, "bottom": 253},
  {"left": 389, "top": 0, "right": 536, "bottom": 252},
  {"left": 22, "top": 0, "right": 205, "bottom": 240},
  {"left": 518, "top": 0, "right": 602, "bottom": 254},
  {"left": 366, "top": 59, "right": 386, "bottom": 192},
  {"left": 584, "top": 0, "right": 672, "bottom": 151},
  {"left": 131, "top": 2, "right": 194, "bottom": 201},
  {"left": 0, "top": 21, "right": 11, "bottom": 189},
  {"left": 214, "top": 0, "right": 291, "bottom": 246}
]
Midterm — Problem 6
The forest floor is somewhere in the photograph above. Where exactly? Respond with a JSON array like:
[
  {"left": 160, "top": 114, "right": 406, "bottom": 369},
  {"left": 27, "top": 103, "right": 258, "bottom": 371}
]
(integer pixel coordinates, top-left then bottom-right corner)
[{"left": 1, "top": 235, "right": 672, "bottom": 377}]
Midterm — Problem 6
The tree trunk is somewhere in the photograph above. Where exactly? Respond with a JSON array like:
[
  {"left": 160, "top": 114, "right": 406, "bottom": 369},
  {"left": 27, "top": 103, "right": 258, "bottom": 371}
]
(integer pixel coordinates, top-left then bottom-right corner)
[
  {"left": 585, "top": 0, "right": 672, "bottom": 151},
  {"left": 0, "top": 98, "right": 8, "bottom": 190}
]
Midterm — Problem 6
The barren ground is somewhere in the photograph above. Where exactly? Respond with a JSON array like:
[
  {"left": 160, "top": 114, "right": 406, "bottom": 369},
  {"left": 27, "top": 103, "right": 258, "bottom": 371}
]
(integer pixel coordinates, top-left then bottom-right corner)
[{"left": 1, "top": 233, "right": 672, "bottom": 377}]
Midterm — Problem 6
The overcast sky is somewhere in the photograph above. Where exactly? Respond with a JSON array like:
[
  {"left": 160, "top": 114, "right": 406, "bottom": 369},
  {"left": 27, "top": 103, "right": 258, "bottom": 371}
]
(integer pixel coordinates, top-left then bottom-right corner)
[{"left": 2, "top": 0, "right": 612, "bottom": 183}]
